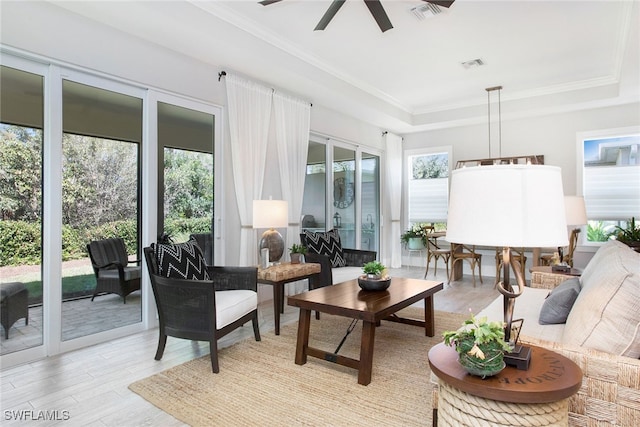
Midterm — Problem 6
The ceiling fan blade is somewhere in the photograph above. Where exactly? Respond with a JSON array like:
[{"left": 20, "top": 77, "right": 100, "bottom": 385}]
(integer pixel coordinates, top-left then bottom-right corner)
[
  {"left": 425, "top": 0, "right": 455, "bottom": 8},
  {"left": 364, "top": 0, "right": 393, "bottom": 32},
  {"left": 314, "top": 0, "right": 346, "bottom": 31},
  {"left": 259, "top": 0, "right": 282, "bottom": 5}
]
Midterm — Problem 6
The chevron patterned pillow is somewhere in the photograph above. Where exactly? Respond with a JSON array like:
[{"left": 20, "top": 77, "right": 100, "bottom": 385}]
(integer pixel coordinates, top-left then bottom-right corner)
[
  {"left": 154, "top": 241, "right": 211, "bottom": 280},
  {"left": 304, "top": 229, "right": 346, "bottom": 268}
]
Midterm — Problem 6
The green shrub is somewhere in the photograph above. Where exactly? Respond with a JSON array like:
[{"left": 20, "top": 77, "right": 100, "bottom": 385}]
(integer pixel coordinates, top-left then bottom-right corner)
[{"left": 0, "top": 220, "right": 41, "bottom": 265}]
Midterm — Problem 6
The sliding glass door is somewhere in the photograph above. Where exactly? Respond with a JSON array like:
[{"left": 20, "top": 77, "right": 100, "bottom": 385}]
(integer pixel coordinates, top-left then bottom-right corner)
[
  {"left": 302, "top": 136, "right": 381, "bottom": 254},
  {"left": 0, "top": 65, "right": 44, "bottom": 355},
  {"left": 61, "top": 80, "right": 143, "bottom": 341}
]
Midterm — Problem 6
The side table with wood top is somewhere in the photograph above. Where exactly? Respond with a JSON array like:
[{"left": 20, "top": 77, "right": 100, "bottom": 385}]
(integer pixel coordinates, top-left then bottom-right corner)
[
  {"left": 257, "top": 262, "right": 321, "bottom": 335},
  {"left": 429, "top": 343, "right": 583, "bottom": 427}
]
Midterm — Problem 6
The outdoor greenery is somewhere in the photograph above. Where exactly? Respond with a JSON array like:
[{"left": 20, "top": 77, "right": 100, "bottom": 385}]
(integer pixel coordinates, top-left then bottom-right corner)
[
  {"left": 412, "top": 154, "right": 448, "bottom": 179},
  {"left": 0, "top": 124, "right": 213, "bottom": 267},
  {"left": 587, "top": 221, "right": 611, "bottom": 242}
]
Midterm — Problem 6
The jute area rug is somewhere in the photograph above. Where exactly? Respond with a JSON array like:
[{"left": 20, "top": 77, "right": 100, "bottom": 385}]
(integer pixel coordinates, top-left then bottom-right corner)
[{"left": 129, "top": 308, "right": 467, "bottom": 426}]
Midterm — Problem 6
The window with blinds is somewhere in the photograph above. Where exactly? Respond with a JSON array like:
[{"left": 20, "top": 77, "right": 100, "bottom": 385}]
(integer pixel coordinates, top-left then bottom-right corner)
[
  {"left": 406, "top": 148, "right": 451, "bottom": 224},
  {"left": 582, "top": 133, "right": 640, "bottom": 242}
]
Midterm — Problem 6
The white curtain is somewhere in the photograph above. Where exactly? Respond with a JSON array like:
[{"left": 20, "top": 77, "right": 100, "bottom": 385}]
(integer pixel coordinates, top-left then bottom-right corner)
[
  {"left": 225, "top": 74, "right": 273, "bottom": 266},
  {"left": 384, "top": 132, "right": 403, "bottom": 268},
  {"left": 273, "top": 92, "right": 311, "bottom": 258}
]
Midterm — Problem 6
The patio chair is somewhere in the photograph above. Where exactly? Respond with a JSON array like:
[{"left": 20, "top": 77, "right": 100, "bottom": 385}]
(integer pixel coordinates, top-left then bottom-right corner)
[
  {"left": 87, "top": 237, "right": 141, "bottom": 304},
  {"left": 143, "top": 242, "right": 260, "bottom": 373},
  {"left": 0, "top": 282, "right": 28, "bottom": 339}
]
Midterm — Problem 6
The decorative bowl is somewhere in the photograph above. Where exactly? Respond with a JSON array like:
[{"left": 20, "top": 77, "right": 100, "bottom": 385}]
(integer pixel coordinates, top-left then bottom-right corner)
[{"left": 357, "top": 276, "right": 391, "bottom": 291}]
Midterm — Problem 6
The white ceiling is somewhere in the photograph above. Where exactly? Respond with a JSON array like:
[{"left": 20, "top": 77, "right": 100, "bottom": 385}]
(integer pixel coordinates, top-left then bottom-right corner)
[{"left": 50, "top": 0, "right": 639, "bottom": 133}]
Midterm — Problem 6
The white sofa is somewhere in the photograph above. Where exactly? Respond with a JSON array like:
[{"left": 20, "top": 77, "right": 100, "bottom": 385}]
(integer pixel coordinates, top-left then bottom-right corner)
[{"left": 475, "top": 240, "right": 640, "bottom": 426}]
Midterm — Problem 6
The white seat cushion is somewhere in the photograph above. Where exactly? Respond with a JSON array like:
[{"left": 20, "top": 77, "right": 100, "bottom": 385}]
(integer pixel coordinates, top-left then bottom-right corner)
[
  {"left": 332, "top": 266, "right": 366, "bottom": 284},
  {"left": 478, "top": 286, "right": 566, "bottom": 344},
  {"left": 215, "top": 290, "right": 257, "bottom": 329}
]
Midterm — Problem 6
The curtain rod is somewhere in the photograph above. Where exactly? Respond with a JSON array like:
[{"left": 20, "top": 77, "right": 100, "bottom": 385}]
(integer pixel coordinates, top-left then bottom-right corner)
[{"left": 218, "top": 70, "right": 312, "bottom": 107}]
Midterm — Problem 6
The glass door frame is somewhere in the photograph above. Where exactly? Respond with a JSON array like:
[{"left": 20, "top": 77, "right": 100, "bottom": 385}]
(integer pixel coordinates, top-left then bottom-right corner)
[{"left": 311, "top": 133, "right": 383, "bottom": 253}]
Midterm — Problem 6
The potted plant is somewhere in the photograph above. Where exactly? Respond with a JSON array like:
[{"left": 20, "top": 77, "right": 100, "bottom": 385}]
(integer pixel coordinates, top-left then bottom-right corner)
[
  {"left": 358, "top": 261, "right": 391, "bottom": 291},
  {"left": 400, "top": 223, "right": 433, "bottom": 249},
  {"left": 289, "top": 243, "right": 307, "bottom": 264},
  {"left": 608, "top": 217, "right": 640, "bottom": 252},
  {"left": 442, "top": 312, "right": 511, "bottom": 378}
]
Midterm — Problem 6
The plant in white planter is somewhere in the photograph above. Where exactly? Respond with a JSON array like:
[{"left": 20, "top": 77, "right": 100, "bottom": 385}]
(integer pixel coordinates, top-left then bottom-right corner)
[{"left": 400, "top": 223, "right": 432, "bottom": 249}]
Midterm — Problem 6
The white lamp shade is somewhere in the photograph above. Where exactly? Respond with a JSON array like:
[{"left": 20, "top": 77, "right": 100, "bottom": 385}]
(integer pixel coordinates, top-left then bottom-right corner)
[
  {"left": 564, "top": 196, "right": 587, "bottom": 226},
  {"left": 445, "top": 165, "right": 569, "bottom": 248},
  {"left": 252, "top": 200, "right": 288, "bottom": 229}
]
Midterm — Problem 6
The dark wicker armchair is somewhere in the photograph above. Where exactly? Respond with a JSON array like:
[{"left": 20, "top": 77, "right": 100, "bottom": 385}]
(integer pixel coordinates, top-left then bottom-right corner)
[
  {"left": 143, "top": 246, "right": 260, "bottom": 373},
  {"left": 300, "top": 232, "right": 377, "bottom": 289},
  {"left": 87, "top": 238, "right": 141, "bottom": 303}
]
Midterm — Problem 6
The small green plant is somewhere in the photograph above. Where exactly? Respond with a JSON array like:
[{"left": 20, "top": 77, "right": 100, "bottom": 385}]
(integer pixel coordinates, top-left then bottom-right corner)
[
  {"left": 289, "top": 243, "right": 307, "bottom": 254},
  {"left": 362, "top": 260, "right": 386, "bottom": 276},
  {"left": 400, "top": 222, "right": 433, "bottom": 246},
  {"left": 443, "top": 312, "right": 511, "bottom": 376},
  {"left": 608, "top": 217, "right": 640, "bottom": 243}
]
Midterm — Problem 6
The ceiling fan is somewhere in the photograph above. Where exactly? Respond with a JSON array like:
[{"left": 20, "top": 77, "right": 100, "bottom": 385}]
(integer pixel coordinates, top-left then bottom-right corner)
[{"left": 259, "top": 0, "right": 455, "bottom": 33}]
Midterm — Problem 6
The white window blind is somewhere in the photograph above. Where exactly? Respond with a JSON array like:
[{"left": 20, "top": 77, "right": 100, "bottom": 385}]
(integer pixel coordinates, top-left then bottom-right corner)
[
  {"left": 584, "top": 165, "right": 640, "bottom": 220},
  {"left": 408, "top": 177, "right": 449, "bottom": 223}
]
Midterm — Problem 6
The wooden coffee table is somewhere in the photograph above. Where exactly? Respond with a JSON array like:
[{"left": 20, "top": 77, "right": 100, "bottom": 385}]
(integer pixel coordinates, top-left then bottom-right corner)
[{"left": 287, "top": 277, "right": 443, "bottom": 385}]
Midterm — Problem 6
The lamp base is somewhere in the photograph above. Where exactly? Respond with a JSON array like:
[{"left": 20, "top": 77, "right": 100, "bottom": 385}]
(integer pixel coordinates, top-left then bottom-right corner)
[
  {"left": 259, "top": 229, "right": 284, "bottom": 263},
  {"left": 504, "top": 345, "right": 532, "bottom": 370}
]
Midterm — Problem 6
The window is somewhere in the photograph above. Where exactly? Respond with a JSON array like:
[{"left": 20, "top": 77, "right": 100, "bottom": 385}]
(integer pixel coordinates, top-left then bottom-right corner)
[
  {"left": 406, "top": 147, "right": 452, "bottom": 229},
  {"left": 580, "top": 129, "right": 640, "bottom": 243}
]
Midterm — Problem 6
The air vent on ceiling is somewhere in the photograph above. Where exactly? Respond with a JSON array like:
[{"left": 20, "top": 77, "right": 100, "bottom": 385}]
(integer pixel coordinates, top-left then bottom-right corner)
[
  {"left": 461, "top": 58, "right": 485, "bottom": 69},
  {"left": 410, "top": 3, "right": 442, "bottom": 20}
]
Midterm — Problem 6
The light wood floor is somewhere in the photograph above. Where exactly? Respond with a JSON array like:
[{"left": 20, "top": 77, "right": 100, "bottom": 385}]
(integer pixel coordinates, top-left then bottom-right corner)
[{"left": 0, "top": 268, "right": 499, "bottom": 426}]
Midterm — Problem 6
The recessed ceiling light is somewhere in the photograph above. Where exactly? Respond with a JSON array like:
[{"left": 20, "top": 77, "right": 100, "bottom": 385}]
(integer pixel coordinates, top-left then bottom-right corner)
[{"left": 461, "top": 59, "right": 485, "bottom": 69}]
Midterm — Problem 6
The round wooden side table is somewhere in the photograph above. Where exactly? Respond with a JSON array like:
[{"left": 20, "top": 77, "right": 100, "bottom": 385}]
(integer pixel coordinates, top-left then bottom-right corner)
[{"left": 428, "top": 343, "right": 582, "bottom": 427}]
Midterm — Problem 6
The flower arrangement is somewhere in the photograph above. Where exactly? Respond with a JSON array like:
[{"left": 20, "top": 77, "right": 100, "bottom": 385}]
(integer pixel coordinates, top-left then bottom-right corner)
[
  {"left": 442, "top": 311, "right": 511, "bottom": 378},
  {"left": 400, "top": 222, "right": 433, "bottom": 247}
]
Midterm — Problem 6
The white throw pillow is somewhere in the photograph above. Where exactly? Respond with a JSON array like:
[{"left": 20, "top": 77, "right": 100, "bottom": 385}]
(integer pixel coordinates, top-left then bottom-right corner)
[{"left": 563, "top": 243, "right": 640, "bottom": 358}]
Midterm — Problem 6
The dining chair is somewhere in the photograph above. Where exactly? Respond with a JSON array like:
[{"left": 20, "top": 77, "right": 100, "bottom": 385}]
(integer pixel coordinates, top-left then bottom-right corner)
[
  {"left": 495, "top": 247, "right": 527, "bottom": 285},
  {"left": 424, "top": 238, "right": 451, "bottom": 280},
  {"left": 449, "top": 243, "right": 483, "bottom": 287}
]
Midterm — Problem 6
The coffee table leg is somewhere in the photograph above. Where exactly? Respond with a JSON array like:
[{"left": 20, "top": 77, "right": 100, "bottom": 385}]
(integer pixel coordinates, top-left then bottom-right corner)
[
  {"left": 358, "top": 321, "right": 376, "bottom": 385},
  {"left": 295, "top": 308, "right": 311, "bottom": 365},
  {"left": 424, "top": 296, "right": 435, "bottom": 336}
]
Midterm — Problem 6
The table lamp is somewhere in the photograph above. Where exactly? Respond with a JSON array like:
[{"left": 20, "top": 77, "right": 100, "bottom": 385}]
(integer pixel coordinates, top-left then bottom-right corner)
[
  {"left": 446, "top": 164, "right": 568, "bottom": 368},
  {"left": 560, "top": 195, "right": 587, "bottom": 264},
  {"left": 253, "top": 199, "right": 288, "bottom": 263}
]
